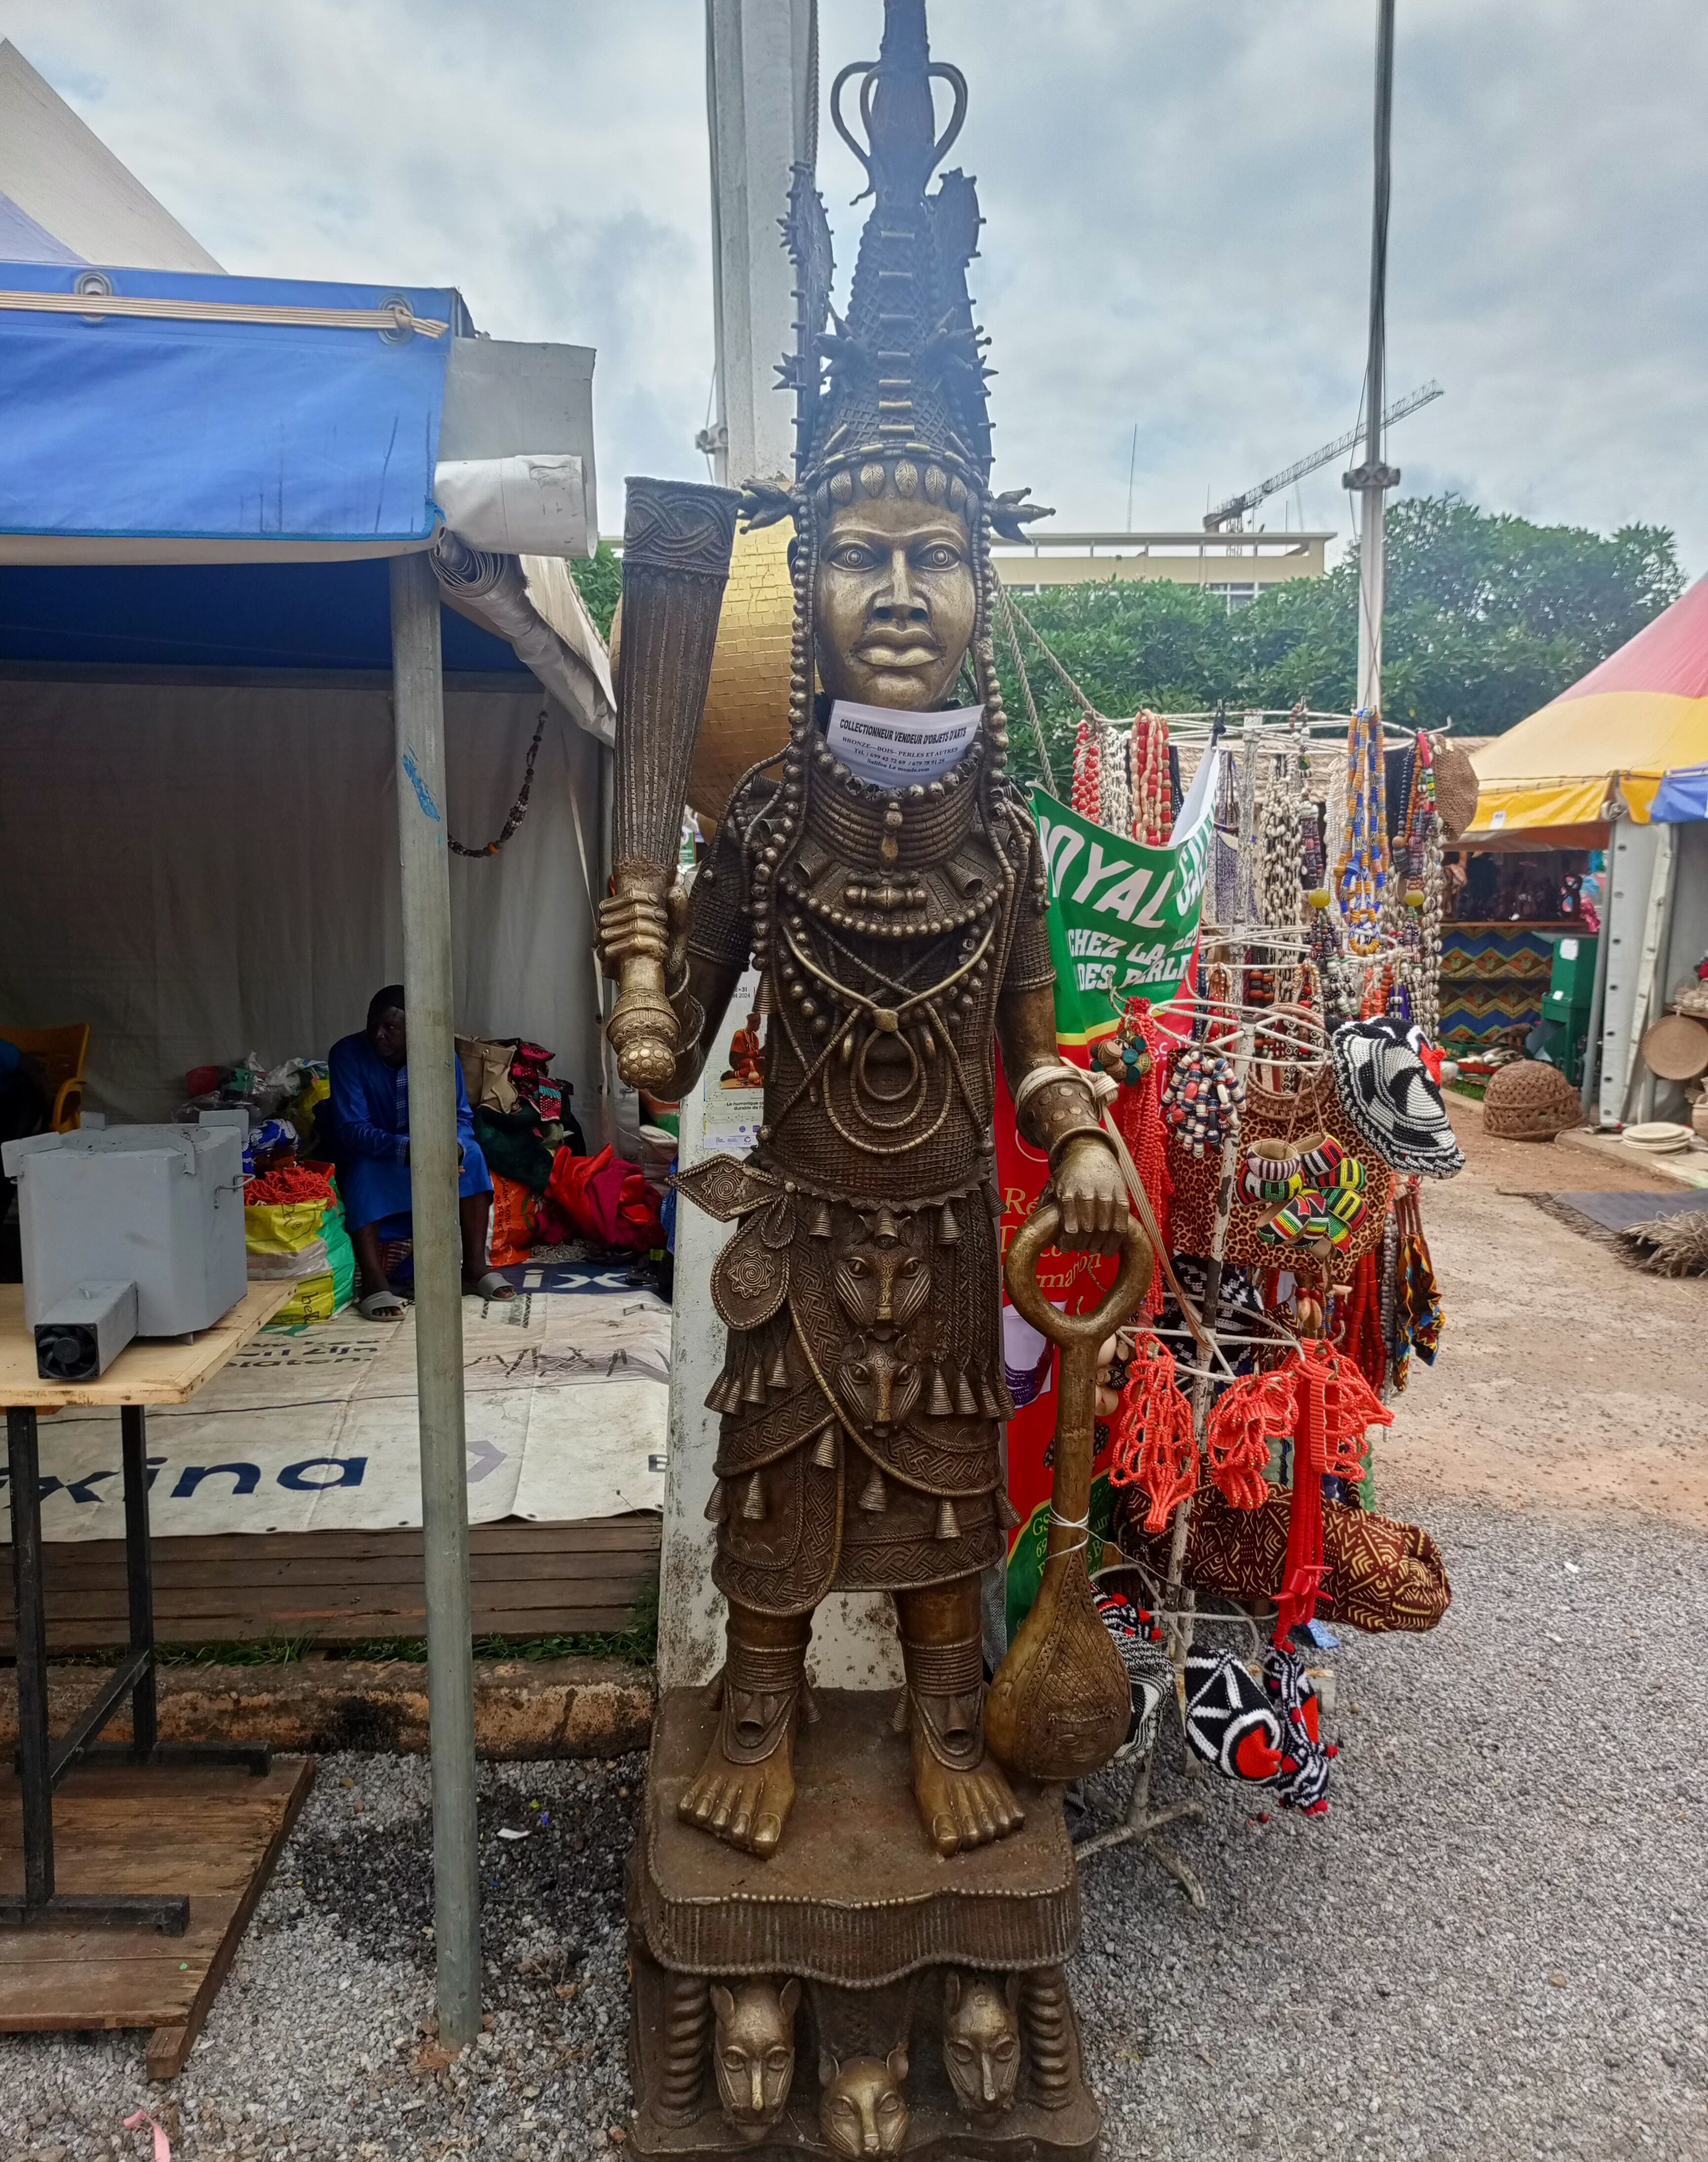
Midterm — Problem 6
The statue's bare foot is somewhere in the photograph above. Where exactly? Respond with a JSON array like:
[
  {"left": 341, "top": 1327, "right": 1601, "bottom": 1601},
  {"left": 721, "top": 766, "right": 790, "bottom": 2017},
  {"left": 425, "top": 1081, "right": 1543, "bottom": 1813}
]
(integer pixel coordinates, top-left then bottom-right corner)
[
  {"left": 679, "top": 1725, "right": 797, "bottom": 1859},
  {"left": 910, "top": 1724, "right": 1025, "bottom": 1858}
]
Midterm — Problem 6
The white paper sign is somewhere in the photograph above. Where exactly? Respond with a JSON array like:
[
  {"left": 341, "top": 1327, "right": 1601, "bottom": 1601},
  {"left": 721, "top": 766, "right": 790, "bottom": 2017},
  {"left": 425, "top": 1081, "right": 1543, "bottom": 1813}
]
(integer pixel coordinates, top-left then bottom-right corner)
[{"left": 826, "top": 700, "right": 982, "bottom": 787}]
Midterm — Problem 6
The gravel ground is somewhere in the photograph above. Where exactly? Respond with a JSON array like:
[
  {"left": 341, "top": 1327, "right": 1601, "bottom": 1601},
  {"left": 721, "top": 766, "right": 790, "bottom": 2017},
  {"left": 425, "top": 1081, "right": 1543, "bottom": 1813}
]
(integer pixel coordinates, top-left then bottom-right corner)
[{"left": 1071, "top": 1491, "right": 1708, "bottom": 2161}]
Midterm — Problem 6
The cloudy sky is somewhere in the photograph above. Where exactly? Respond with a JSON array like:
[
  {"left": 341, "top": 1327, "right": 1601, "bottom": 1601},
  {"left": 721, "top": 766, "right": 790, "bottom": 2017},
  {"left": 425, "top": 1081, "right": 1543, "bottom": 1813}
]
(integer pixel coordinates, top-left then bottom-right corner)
[{"left": 8, "top": 0, "right": 1705, "bottom": 570}]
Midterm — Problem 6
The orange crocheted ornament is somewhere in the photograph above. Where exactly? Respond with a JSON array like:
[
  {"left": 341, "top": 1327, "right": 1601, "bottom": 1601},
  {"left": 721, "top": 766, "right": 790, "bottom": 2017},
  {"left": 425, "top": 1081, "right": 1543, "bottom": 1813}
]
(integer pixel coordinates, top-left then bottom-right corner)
[
  {"left": 1204, "top": 1367, "right": 1294, "bottom": 1512},
  {"left": 1299, "top": 1337, "right": 1392, "bottom": 1482},
  {"left": 1108, "top": 1330, "right": 1197, "bottom": 1532}
]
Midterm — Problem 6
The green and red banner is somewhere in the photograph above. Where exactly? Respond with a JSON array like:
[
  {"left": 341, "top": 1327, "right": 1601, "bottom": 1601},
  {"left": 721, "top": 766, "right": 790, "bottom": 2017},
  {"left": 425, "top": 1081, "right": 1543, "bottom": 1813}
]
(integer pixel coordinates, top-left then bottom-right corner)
[
  {"left": 997, "top": 750, "right": 1220, "bottom": 1634},
  {"left": 1029, "top": 756, "right": 1217, "bottom": 1047}
]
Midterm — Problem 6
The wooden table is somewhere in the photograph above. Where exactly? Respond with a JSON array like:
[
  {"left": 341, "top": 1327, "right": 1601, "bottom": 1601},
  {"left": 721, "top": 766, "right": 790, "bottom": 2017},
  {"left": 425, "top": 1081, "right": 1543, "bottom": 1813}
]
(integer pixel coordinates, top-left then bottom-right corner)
[{"left": 3, "top": 1282, "right": 290, "bottom": 1932}]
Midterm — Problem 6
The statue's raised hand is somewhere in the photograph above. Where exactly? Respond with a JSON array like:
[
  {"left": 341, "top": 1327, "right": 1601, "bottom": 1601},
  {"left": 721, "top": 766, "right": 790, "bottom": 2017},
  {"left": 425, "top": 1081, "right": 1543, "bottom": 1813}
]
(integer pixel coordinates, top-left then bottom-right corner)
[
  {"left": 597, "top": 889, "right": 668, "bottom": 977},
  {"left": 597, "top": 881, "right": 688, "bottom": 979}
]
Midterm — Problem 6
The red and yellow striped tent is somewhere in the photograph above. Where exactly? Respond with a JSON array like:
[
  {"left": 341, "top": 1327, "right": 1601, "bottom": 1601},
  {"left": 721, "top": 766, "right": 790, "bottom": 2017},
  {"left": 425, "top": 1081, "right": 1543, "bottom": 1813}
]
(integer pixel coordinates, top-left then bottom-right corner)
[{"left": 1468, "top": 576, "right": 1708, "bottom": 836}]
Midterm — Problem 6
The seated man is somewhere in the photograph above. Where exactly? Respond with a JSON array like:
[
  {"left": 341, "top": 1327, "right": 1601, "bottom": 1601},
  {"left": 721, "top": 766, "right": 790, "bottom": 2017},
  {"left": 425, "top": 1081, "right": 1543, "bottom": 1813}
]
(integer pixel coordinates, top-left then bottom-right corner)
[{"left": 329, "top": 985, "right": 515, "bottom": 1320}]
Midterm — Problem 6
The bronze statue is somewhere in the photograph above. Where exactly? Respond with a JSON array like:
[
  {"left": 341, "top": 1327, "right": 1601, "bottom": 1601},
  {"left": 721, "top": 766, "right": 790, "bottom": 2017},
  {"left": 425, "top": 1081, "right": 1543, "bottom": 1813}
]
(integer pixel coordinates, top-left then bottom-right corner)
[
  {"left": 611, "top": 6, "right": 1133, "bottom": 2152},
  {"left": 601, "top": 0, "right": 1129, "bottom": 1875}
]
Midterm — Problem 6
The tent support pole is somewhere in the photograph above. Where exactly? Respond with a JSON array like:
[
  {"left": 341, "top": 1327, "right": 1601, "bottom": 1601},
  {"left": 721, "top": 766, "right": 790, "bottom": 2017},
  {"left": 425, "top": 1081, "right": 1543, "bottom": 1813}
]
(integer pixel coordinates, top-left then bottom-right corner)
[
  {"left": 390, "top": 549, "right": 481, "bottom": 2049},
  {"left": 1348, "top": 0, "right": 1398, "bottom": 719}
]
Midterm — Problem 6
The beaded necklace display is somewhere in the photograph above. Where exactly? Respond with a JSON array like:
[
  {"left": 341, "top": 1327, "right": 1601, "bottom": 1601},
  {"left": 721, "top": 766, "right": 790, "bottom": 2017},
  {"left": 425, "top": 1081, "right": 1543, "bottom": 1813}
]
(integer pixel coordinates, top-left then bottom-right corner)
[
  {"left": 1334, "top": 705, "right": 1390, "bottom": 955},
  {"left": 1070, "top": 715, "right": 1102, "bottom": 821},
  {"left": 1392, "top": 732, "right": 1443, "bottom": 1039},
  {"left": 1129, "top": 713, "right": 1173, "bottom": 847},
  {"left": 1258, "top": 733, "right": 1310, "bottom": 952},
  {"left": 1099, "top": 717, "right": 1133, "bottom": 839}
]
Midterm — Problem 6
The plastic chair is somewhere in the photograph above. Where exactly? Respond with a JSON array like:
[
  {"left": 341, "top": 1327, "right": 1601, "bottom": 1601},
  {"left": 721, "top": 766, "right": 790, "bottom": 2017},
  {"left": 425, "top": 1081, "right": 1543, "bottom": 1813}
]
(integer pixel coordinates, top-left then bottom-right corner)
[{"left": 0, "top": 1022, "right": 89, "bottom": 1131}]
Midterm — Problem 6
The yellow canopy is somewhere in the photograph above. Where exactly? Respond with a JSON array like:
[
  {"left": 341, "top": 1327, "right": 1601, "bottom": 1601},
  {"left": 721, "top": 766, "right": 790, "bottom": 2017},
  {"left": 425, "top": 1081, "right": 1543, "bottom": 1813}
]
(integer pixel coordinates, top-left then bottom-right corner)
[{"left": 1468, "top": 578, "right": 1708, "bottom": 835}]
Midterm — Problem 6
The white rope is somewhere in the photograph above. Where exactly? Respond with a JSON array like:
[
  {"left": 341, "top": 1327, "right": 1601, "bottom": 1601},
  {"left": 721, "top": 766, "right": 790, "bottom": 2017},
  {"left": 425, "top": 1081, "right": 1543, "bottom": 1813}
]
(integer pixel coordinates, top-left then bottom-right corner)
[
  {"left": 1049, "top": 1506, "right": 1092, "bottom": 1558},
  {"left": 0, "top": 291, "right": 450, "bottom": 338}
]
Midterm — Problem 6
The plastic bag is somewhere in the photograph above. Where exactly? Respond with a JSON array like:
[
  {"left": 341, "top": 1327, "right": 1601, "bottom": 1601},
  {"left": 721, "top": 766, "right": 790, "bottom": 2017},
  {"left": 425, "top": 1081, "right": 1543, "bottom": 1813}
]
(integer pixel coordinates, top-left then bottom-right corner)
[
  {"left": 245, "top": 1198, "right": 326, "bottom": 1255},
  {"left": 320, "top": 1195, "right": 357, "bottom": 1312},
  {"left": 489, "top": 1173, "right": 538, "bottom": 1267},
  {"left": 270, "top": 1270, "right": 340, "bottom": 1325},
  {"left": 248, "top": 1235, "right": 329, "bottom": 1279},
  {"left": 546, "top": 1145, "right": 664, "bottom": 1250},
  {"left": 289, "top": 1072, "right": 331, "bottom": 1150}
]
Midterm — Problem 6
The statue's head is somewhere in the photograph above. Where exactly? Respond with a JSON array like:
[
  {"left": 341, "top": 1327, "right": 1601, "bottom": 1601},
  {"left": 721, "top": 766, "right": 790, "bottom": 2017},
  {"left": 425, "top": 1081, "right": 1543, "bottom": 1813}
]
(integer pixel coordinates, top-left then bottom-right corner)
[
  {"left": 812, "top": 460, "right": 978, "bottom": 713},
  {"left": 738, "top": 0, "right": 1051, "bottom": 976},
  {"left": 769, "top": 2, "right": 1043, "bottom": 730}
]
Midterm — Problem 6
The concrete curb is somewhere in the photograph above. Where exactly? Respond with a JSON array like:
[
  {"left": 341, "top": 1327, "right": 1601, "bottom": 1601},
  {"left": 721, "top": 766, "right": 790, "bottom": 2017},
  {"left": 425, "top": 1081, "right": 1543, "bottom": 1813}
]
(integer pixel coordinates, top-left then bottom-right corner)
[{"left": 0, "top": 1657, "right": 657, "bottom": 1761}]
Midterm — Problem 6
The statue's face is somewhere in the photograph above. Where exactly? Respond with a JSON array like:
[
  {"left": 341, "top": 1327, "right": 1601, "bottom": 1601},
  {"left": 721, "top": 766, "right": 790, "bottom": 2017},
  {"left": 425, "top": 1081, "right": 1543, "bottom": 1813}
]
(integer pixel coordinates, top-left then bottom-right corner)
[{"left": 814, "top": 489, "right": 977, "bottom": 712}]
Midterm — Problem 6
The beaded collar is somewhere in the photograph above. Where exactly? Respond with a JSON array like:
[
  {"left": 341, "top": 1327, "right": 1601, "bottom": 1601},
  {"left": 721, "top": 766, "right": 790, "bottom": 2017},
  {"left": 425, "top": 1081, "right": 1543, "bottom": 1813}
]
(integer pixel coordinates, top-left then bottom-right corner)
[{"left": 799, "top": 724, "right": 988, "bottom": 873}]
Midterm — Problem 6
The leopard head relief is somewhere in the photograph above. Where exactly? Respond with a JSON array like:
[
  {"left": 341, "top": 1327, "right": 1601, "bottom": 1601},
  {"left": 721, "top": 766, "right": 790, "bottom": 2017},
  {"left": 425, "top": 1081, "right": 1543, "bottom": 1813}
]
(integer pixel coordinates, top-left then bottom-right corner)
[
  {"left": 818, "top": 2047, "right": 910, "bottom": 2158},
  {"left": 711, "top": 1977, "right": 800, "bottom": 2140},
  {"left": 941, "top": 1970, "right": 1021, "bottom": 2122},
  {"left": 834, "top": 1206, "right": 932, "bottom": 1339},
  {"left": 837, "top": 1336, "right": 921, "bottom": 1434}
]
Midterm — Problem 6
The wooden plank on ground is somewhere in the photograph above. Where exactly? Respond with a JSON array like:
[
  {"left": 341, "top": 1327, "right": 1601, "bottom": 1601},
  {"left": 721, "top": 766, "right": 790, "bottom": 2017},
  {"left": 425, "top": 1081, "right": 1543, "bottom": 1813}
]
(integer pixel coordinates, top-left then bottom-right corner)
[{"left": 0, "top": 1756, "right": 312, "bottom": 2057}]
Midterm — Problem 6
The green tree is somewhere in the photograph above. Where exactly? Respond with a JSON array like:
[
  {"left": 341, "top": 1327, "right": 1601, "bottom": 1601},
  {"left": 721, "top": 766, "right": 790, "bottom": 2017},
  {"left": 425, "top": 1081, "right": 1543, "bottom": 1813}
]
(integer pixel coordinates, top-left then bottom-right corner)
[
  {"left": 997, "top": 494, "right": 1684, "bottom": 790},
  {"left": 570, "top": 540, "right": 623, "bottom": 639}
]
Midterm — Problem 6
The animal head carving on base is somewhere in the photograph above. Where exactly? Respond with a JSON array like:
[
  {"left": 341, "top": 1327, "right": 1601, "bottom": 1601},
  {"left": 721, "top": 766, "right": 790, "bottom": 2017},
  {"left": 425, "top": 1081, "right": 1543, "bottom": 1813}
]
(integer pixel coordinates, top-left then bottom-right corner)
[
  {"left": 941, "top": 1969, "right": 1022, "bottom": 2121},
  {"left": 818, "top": 2047, "right": 910, "bottom": 2157},
  {"left": 710, "top": 1978, "right": 800, "bottom": 2142}
]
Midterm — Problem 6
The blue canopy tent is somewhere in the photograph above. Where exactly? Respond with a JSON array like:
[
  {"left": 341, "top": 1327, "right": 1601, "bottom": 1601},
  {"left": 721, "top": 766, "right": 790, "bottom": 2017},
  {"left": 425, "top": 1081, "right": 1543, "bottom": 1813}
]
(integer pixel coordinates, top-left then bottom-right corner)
[
  {"left": 0, "top": 256, "right": 611, "bottom": 2035},
  {"left": 1652, "top": 763, "right": 1708, "bottom": 826},
  {"left": 0, "top": 259, "right": 612, "bottom": 1124}
]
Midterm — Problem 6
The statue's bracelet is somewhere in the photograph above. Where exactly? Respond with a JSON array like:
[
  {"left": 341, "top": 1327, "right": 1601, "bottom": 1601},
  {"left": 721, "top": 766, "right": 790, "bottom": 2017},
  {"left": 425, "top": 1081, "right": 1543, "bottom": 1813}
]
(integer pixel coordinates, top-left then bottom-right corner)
[{"left": 1046, "top": 1123, "right": 1119, "bottom": 1176}]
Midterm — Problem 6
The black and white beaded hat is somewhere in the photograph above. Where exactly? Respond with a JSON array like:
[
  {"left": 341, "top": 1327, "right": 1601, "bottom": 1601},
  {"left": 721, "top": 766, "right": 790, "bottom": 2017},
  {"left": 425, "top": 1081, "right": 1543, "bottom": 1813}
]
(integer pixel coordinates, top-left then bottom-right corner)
[{"left": 1330, "top": 1017, "right": 1465, "bottom": 1180}]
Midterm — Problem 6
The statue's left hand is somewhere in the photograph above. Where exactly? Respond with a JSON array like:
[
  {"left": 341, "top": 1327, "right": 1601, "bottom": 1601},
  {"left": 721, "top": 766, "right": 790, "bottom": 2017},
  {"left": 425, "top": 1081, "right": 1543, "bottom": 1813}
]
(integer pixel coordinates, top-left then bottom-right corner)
[{"left": 1053, "top": 1135, "right": 1130, "bottom": 1255}]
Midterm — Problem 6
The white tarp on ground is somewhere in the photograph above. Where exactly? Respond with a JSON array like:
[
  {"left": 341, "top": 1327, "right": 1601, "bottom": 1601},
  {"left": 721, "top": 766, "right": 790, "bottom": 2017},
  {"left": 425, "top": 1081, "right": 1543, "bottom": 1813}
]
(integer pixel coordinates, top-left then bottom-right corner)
[
  {"left": 1, "top": 1290, "right": 669, "bottom": 1544},
  {"left": 0, "top": 680, "right": 605, "bottom": 1124}
]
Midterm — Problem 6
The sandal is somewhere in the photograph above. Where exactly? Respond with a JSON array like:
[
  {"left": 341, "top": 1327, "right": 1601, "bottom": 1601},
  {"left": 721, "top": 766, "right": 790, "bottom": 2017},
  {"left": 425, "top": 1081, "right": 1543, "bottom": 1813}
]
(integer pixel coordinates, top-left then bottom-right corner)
[
  {"left": 358, "top": 1288, "right": 407, "bottom": 1322},
  {"left": 466, "top": 1270, "right": 517, "bottom": 1303}
]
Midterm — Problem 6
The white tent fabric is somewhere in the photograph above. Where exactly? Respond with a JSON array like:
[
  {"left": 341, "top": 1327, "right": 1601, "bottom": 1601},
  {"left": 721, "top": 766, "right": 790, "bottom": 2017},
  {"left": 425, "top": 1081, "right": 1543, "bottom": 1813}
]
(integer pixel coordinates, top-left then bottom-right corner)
[
  {"left": 0, "top": 680, "right": 605, "bottom": 1123},
  {"left": 0, "top": 41, "right": 221, "bottom": 274},
  {"left": 520, "top": 552, "right": 617, "bottom": 714},
  {"left": 434, "top": 534, "right": 615, "bottom": 746}
]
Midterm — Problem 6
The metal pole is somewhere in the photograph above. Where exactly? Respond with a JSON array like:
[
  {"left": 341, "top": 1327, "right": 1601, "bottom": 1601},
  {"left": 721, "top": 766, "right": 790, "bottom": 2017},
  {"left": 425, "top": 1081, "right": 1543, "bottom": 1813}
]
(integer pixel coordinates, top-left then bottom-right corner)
[
  {"left": 1347, "top": 0, "right": 1399, "bottom": 717},
  {"left": 8, "top": 1406, "right": 53, "bottom": 1909},
  {"left": 703, "top": 0, "right": 818, "bottom": 484},
  {"left": 389, "top": 549, "right": 480, "bottom": 2047},
  {"left": 121, "top": 1405, "right": 158, "bottom": 1758}
]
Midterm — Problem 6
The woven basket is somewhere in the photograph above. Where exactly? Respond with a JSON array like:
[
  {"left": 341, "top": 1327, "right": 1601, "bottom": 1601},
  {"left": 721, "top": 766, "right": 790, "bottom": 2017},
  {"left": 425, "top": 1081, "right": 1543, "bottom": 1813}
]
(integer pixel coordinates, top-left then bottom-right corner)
[
  {"left": 1433, "top": 740, "right": 1481, "bottom": 842},
  {"left": 1482, "top": 1059, "right": 1581, "bottom": 1141},
  {"left": 607, "top": 518, "right": 798, "bottom": 833}
]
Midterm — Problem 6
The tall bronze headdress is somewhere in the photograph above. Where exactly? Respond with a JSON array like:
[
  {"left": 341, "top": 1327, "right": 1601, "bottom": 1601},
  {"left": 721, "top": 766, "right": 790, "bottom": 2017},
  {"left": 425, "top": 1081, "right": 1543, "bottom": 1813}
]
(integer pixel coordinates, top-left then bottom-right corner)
[{"left": 740, "top": 0, "right": 1052, "bottom": 984}]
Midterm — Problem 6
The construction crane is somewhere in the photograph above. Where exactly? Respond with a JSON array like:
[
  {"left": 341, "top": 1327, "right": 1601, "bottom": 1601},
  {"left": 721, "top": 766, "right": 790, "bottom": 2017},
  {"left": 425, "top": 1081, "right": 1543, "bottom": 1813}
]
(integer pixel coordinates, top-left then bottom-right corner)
[{"left": 1202, "top": 380, "right": 1443, "bottom": 533}]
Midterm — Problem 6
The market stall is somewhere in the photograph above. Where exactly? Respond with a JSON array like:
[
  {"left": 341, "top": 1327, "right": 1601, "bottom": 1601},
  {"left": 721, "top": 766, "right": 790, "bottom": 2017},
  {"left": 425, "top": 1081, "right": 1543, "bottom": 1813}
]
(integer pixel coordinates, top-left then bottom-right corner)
[
  {"left": 0, "top": 252, "right": 638, "bottom": 2041},
  {"left": 1460, "top": 576, "right": 1708, "bottom": 1122}
]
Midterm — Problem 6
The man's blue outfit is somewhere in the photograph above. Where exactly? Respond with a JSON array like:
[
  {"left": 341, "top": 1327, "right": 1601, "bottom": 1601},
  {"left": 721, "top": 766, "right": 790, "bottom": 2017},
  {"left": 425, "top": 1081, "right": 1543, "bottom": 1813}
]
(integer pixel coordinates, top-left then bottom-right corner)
[{"left": 328, "top": 1031, "right": 492, "bottom": 1235}]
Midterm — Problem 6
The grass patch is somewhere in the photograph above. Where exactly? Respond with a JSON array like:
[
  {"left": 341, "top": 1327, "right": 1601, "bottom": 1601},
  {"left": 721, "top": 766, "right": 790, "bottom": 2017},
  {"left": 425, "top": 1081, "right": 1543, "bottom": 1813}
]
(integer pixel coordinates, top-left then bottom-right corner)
[
  {"left": 55, "top": 1637, "right": 312, "bottom": 1669},
  {"left": 338, "top": 1581, "right": 659, "bottom": 1667}
]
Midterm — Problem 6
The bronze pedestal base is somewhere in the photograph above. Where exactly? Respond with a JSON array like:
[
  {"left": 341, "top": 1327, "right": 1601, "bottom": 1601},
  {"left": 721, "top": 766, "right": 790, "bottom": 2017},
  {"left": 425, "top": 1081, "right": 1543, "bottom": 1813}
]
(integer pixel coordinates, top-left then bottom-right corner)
[{"left": 627, "top": 1686, "right": 1101, "bottom": 2160}]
